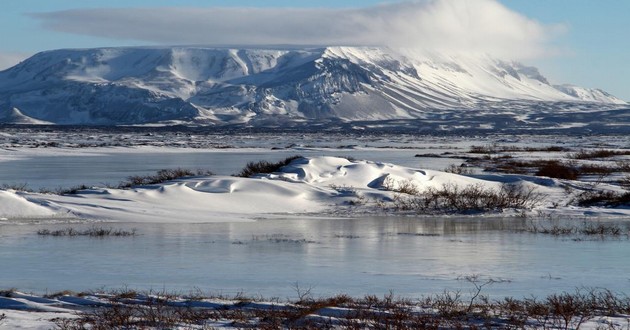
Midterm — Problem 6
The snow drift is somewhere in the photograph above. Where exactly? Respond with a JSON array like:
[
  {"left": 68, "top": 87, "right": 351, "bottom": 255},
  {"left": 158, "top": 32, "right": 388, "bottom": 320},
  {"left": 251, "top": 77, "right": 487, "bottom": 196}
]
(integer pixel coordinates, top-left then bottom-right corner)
[{"left": 0, "top": 156, "right": 623, "bottom": 223}]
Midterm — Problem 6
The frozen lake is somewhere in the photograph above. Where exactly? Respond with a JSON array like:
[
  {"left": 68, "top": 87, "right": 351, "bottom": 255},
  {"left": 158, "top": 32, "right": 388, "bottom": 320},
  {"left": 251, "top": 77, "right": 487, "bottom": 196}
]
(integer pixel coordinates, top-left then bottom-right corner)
[
  {"left": 1, "top": 216, "right": 628, "bottom": 298},
  {"left": 0, "top": 149, "right": 461, "bottom": 190},
  {"left": 1, "top": 135, "right": 629, "bottom": 300}
]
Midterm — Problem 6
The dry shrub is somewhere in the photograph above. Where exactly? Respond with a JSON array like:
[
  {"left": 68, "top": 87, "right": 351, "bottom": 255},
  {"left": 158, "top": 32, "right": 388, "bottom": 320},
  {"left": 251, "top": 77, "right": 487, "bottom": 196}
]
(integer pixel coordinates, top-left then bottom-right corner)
[
  {"left": 444, "top": 164, "right": 473, "bottom": 175},
  {"left": 49, "top": 287, "right": 630, "bottom": 330},
  {"left": 236, "top": 155, "right": 303, "bottom": 177},
  {"left": 37, "top": 226, "right": 137, "bottom": 237},
  {"left": 570, "top": 149, "right": 630, "bottom": 159},
  {"left": 535, "top": 161, "right": 579, "bottom": 180},
  {"left": 389, "top": 182, "right": 541, "bottom": 213},
  {"left": 121, "top": 168, "right": 213, "bottom": 188},
  {"left": 382, "top": 177, "right": 419, "bottom": 195},
  {"left": 470, "top": 145, "right": 568, "bottom": 154},
  {"left": 576, "top": 190, "right": 630, "bottom": 207}
]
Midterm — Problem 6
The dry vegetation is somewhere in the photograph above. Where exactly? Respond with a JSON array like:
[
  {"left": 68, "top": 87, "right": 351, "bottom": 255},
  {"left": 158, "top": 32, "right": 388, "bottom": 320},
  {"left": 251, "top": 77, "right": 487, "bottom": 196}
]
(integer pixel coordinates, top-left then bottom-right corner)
[
  {"left": 469, "top": 144, "right": 569, "bottom": 154},
  {"left": 37, "top": 226, "right": 137, "bottom": 237},
  {"left": 380, "top": 180, "right": 542, "bottom": 214},
  {"left": 526, "top": 221, "right": 629, "bottom": 238},
  {"left": 569, "top": 149, "right": 630, "bottom": 160},
  {"left": 119, "top": 168, "right": 213, "bottom": 188},
  {"left": 475, "top": 158, "right": 627, "bottom": 181},
  {"left": 236, "top": 155, "right": 303, "bottom": 177},
  {"left": 47, "top": 287, "right": 630, "bottom": 329},
  {"left": 574, "top": 190, "right": 630, "bottom": 207}
]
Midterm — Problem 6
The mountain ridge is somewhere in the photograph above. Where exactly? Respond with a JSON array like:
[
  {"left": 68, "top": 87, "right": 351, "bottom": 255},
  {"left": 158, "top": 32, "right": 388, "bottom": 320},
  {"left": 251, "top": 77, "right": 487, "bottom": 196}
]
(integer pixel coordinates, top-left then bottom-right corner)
[{"left": 0, "top": 46, "right": 626, "bottom": 126}]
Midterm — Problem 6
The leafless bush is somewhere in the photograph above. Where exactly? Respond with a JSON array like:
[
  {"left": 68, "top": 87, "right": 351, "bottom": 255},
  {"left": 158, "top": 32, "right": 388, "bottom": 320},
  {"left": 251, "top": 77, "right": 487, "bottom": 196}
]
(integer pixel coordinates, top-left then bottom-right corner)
[
  {"left": 37, "top": 226, "right": 137, "bottom": 237},
  {"left": 235, "top": 155, "right": 303, "bottom": 177},
  {"left": 616, "top": 161, "right": 630, "bottom": 172},
  {"left": 620, "top": 175, "right": 630, "bottom": 189},
  {"left": 120, "top": 168, "right": 213, "bottom": 188},
  {"left": 570, "top": 149, "right": 630, "bottom": 159},
  {"left": 526, "top": 221, "right": 627, "bottom": 238},
  {"left": 382, "top": 177, "right": 419, "bottom": 195},
  {"left": 576, "top": 190, "right": 630, "bottom": 207},
  {"left": 536, "top": 161, "right": 580, "bottom": 180},
  {"left": 0, "top": 183, "right": 32, "bottom": 192},
  {"left": 389, "top": 182, "right": 541, "bottom": 213},
  {"left": 444, "top": 164, "right": 473, "bottom": 175},
  {"left": 47, "top": 287, "right": 630, "bottom": 330},
  {"left": 470, "top": 144, "right": 568, "bottom": 154},
  {"left": 57, "top": 184, "right": 91, "bottom": 195}
]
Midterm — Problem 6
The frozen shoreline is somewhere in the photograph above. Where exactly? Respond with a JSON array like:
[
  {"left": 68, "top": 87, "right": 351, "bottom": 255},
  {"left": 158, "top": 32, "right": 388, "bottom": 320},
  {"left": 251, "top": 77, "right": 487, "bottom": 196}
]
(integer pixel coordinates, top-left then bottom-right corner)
[{"left": 2, "top": 155, "right": 629, "bottom": 223}]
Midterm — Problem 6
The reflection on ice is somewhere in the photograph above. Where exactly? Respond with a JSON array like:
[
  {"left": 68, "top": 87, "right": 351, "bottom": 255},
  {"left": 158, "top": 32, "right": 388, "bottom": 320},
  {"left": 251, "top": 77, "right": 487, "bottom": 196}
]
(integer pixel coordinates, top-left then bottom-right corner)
[{"left": 1, "top": 216, "right": 628, "bottom": 298}]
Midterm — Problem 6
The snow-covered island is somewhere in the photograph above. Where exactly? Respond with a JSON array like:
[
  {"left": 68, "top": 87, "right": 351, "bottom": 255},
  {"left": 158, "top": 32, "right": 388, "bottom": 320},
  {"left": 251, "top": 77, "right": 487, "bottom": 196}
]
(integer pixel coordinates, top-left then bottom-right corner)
[{"left": 2, "top": 156, "right": 628, "bottom": 222}]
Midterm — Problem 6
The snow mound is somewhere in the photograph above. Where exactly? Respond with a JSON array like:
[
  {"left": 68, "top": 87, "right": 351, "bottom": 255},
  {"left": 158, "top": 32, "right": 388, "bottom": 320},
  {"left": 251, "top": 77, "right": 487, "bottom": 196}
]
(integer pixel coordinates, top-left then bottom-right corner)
[
  {"left": 270, "top": 156, "right": 497, "bottom": 191},
  {"left": 0, "top": 190, "right": 58, "bottom": 218},
  {"left": 1, "top": 156, "right": 628, "bottom": 222}
]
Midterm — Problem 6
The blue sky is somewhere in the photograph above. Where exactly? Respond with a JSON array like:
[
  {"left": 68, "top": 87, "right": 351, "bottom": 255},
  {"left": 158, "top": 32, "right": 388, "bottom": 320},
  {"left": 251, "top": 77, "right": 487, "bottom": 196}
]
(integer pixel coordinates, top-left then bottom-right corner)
[{"left": 0, "top": 0, "right": 627, "bottom": 100}]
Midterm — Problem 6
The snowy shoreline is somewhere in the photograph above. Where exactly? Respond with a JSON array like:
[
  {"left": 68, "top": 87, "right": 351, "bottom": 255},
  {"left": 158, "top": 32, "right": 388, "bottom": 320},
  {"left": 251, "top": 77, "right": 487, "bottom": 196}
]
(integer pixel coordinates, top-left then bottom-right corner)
[
  {"left": 1, "top": 287, "right": 629, "bottom": 329},
  {"left": 2, "top": 155, "right": 629, "bottom": 223}
]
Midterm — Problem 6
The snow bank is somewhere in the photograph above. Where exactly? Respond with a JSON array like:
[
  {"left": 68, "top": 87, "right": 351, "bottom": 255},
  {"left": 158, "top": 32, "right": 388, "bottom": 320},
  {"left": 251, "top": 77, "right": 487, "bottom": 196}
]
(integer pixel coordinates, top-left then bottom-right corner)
[
  {"left": 0, "top": 191, "right": 58, "bottom": 219},
  {"left": 1, "top": 156, "right": 628, "bottom": 222}
]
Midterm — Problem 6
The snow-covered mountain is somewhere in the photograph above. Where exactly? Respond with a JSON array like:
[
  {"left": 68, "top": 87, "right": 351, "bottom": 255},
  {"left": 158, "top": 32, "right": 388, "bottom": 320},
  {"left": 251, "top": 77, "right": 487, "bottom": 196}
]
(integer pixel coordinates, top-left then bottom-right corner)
[{"left": 0, "top": 46, "right": 626, "bottom": 126}]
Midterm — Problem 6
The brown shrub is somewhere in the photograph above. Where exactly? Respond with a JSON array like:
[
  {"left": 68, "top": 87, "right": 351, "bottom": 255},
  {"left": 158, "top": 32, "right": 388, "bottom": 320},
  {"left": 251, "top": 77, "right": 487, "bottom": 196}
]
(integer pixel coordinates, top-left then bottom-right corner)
[
  {"left": 236, "top": 155, "right": 303, "bottom": 177},
  {"left": 535, "top": 161, "right": 579, "bottom": 180}
]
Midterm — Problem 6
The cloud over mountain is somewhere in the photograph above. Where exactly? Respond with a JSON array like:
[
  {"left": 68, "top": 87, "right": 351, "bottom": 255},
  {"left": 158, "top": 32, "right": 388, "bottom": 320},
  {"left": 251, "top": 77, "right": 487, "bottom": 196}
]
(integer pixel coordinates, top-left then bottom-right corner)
[
  {"left": 31, "top": 0, "right": 564, "bottom": 60},
  {"left": 0, "top": 52, "right": 31, "bottom": 71}
]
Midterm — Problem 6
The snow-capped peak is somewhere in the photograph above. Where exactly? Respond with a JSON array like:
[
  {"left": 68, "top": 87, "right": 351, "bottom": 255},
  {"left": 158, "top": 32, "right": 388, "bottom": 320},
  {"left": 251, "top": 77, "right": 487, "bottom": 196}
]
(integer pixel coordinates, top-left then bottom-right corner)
[{"left": 0, "top": 46, "right": 625, "bottom": 125}]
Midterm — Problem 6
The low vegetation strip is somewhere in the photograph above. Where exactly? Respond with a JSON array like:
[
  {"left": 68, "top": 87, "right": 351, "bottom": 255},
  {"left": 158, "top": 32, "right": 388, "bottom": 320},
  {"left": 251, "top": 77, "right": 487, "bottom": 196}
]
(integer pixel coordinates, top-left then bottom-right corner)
[
  {"left": 382, "top": 182, "right": 542, "bottom": 213},
  {"left": 37, "top": 226, "right": 137, "bottom": 237},
  {"left": 526, "top": 222, "right": 629, "bottom": 238},
  {"left": 235, "top": 155, "right": 303, "bottom": 177},
  {"left": 119, "top": 168, "right": 214, "bottom": 188},
  {"left": 569, "top": 149, "right": 630, "bottom": 160},
  {"left": 575, "top": 190, "right": 630, "bottom": 207},
  {"left": 1, "top": 287, "right": 627, "bottom": 329}
]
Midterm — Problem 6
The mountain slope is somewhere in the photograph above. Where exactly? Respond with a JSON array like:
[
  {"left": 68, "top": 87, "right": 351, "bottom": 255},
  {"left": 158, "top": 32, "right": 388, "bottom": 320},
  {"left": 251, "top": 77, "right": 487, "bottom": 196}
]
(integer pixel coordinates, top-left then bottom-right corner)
[{"left": 0, "top": 46, "right": 625, "bottom": 126}]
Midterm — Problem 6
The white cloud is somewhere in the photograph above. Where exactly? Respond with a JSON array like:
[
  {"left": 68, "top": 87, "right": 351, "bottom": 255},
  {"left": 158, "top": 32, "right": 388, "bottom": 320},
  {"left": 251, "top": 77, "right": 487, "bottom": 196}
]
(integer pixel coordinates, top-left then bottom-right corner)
[
  {"left": 31, "top": 0, "right": 564, "bottom": 60},
  {"left": 0, "top": 52, "right": 31, "bottom": 71}
]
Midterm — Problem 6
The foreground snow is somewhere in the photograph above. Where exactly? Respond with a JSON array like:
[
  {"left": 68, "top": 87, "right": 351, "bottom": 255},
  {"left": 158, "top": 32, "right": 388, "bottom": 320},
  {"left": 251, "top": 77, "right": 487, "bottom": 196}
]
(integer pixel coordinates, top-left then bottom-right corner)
[
  {"left": 1, "top": 290, "right": 629, "bottom": 330},
  {"left": 1, "top": 156, "right": 628, "bottom": 222}
]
